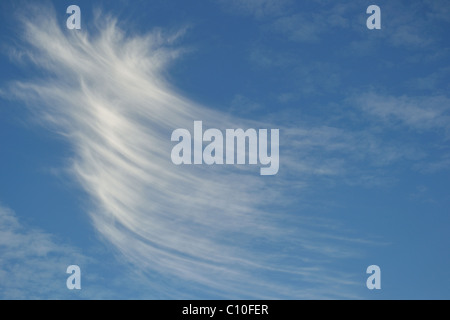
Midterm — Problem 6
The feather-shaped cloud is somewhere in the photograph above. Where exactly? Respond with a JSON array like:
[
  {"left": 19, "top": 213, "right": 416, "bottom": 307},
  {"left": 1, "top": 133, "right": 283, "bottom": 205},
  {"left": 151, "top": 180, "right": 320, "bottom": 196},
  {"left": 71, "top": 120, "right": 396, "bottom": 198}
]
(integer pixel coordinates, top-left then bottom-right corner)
[{"left": 3, "top": 4, "right": 368, "bottom": 298}]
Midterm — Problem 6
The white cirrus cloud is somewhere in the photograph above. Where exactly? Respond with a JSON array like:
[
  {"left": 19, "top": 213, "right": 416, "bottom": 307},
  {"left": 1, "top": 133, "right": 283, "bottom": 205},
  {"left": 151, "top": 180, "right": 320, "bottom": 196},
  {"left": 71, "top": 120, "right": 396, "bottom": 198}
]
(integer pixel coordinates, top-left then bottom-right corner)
[{"left": 2, "top": 4, "right": 379, "bottom": 299}]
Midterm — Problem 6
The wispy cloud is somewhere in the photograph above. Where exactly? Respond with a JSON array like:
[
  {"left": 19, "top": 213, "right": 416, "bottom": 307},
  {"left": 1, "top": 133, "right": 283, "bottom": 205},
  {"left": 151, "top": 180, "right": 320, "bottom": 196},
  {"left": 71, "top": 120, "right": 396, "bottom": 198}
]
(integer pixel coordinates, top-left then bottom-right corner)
[
  {"left": 0, "top": 204, "right": 173, "bottom": 299},
  {"left": 269, "top": 5, "right": 352, "bottom": 43},
  {"left": 350, "top": 91, "right": 450, "bottom": 175},
  {"left": 1, "top": 4, "right": 384, "bottom": 299},
  {"left": 353, "top": 92, "right": 450, "bottom": 133},
  {"left": 383, "top": 0, "right": 450, "bottom": 49},
  {"left": 217, "top": 0, "right": 292, "bottom": 19},
  {"left": 414, "top": 154, "right": 450, "bottom": 174},
  {"left": 406, "top": 67, "right": 450, "bottom": 94},
  {"left": 0, "top": 205, "right": 87, "bottom": 299}
]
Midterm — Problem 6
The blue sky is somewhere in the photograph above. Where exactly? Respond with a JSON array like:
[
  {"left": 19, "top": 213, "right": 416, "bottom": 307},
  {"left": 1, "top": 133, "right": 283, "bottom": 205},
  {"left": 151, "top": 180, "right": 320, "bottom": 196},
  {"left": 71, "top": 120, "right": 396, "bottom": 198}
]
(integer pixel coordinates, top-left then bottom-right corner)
[{"left": 0, "top": 0, "right": 449, "bottom": 299}]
